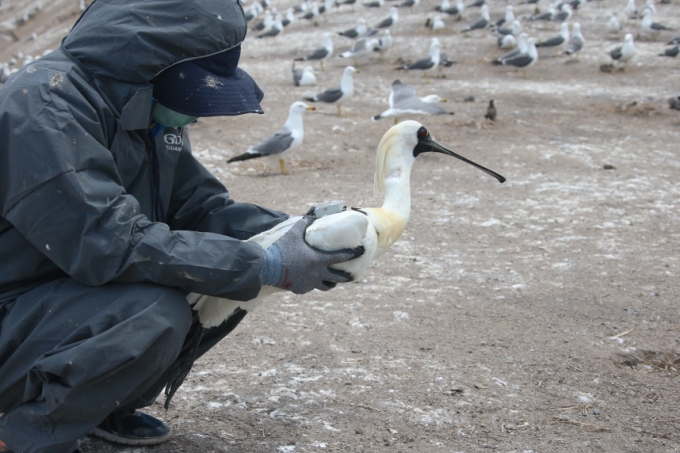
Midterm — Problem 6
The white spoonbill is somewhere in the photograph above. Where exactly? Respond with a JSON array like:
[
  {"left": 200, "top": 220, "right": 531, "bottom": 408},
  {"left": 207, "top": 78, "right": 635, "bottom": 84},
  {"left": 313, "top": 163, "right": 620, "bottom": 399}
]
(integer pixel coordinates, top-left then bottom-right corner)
[{"left": 191, "top": 121, "right": 505, "bottom": 328}]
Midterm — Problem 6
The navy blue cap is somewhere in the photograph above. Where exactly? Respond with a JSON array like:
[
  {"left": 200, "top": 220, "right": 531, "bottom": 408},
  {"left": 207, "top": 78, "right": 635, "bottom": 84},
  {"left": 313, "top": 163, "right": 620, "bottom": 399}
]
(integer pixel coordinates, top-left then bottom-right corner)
[{"left": 152, "top": 45, "right": 264, "bottom": 117}]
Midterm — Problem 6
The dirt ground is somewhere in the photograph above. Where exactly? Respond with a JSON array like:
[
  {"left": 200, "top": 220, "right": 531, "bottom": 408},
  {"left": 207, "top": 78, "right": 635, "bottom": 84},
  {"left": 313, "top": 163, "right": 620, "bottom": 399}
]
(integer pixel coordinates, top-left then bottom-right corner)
[{"left": 2, "top": 0, "right": 680, "bottom": 451}]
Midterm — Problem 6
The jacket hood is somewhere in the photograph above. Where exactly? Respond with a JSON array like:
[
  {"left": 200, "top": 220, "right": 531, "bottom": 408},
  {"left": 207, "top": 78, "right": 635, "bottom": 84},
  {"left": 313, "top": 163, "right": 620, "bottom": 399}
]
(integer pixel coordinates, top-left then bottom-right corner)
[{"left": 62, "top": 0, "right": 247, "bottom": 84}]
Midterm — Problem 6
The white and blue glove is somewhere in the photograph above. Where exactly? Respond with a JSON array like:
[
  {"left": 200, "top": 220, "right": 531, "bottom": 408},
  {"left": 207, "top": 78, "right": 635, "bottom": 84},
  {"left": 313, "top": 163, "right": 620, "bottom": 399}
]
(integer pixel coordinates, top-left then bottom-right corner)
[{"left": 260, "top": 216, "right": 364, "bottom": 294}]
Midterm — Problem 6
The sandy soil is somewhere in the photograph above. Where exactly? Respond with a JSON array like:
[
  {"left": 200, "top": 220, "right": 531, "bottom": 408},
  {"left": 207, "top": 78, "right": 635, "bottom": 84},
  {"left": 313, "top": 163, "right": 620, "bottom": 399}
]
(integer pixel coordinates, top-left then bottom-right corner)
[{"left": 2, "top": 0, "right": 680, "bottom": 451}]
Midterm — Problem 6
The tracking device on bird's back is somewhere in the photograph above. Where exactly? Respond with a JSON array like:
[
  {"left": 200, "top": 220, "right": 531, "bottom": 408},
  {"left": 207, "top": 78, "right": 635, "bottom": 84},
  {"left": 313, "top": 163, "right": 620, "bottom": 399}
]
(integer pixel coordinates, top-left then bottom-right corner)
[{"left": 313, "top": 202, "right": 344, "bottom": 218}]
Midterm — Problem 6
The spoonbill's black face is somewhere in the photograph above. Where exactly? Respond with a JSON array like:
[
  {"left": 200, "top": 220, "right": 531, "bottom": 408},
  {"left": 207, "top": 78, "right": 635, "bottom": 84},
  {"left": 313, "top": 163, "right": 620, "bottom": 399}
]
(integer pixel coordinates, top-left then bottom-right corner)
[{"left": 413, "top": 126, "right": 506, "bottom": 183}]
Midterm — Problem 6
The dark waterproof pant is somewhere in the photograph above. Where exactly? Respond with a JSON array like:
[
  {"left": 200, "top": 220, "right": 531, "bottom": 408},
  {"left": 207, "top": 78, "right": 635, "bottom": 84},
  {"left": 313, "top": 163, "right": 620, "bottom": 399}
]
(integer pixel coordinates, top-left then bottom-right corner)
[{"left": 0, "top": 278, "right": 241, "bottom": 453}]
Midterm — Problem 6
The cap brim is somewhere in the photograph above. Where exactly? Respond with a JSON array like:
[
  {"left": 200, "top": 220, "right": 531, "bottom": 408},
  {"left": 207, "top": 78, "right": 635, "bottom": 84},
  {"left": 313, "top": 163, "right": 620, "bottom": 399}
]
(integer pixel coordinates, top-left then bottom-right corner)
[{"left": 153, "top": 63, "right": 264, "bottom": 117}]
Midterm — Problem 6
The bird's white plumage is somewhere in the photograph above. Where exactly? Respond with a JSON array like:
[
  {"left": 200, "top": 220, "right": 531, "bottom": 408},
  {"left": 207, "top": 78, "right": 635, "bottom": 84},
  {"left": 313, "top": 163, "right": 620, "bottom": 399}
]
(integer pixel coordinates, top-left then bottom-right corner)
[{"left": 191, "top": 121, "right": 439, "bottom": 327}]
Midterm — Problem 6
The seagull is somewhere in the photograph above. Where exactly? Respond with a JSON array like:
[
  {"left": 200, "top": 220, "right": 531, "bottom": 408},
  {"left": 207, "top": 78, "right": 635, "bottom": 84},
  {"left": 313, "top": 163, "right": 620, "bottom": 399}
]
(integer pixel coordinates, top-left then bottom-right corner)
[
  {"left": 564, "top": 22, "right": 584, "bottom": 58},
  {"left": 282, "top": 7, "right": 295, "bottom": 27},
  {"left": 551, "top": 3, "right": 572, "bottom": 22},
  {"left": 338, "top": 36, "right": 381, "bottom": 63},
  {"left": 494, "top": 19, "right": 521, "bottom": 37},
  {"left": 659, "top": 44, "right": 679, "bottom": 57},
  {"left": 395, "top": 37, "right": 442, "bottom": 83},
  {"left": 608, "top": 33, "right": 636, "bottom": 65},
  {"left": 375, "top": 6, "right": 399, "bottom": 28},
  {"left": 257, "top": 14, "right": 283, "bottom": 38},
  {"left": 493, "top": 36, "right": 538, "bottom": 77},
  {"left": 492, "top": 33, "right": 528, "bottom": 64},
  {"left": 339, "top": 18, "right": 367, "bottom": 38},
  {"left": 301, "top": 2, "right": 320, "bottom": 19},
  {"left": 464, "top": 5, "right": 489, "bottom": 32},
  {"left": 292, "top": 63, "right": 317, "bottom": 86},
  {"left": 536, "top": 22, "right": 569, "bottom": 49},
  {"left": 496, "top": 5, "right": 515, "bottom": 27},
  {"left": 295, "top": 32, "right": 333, "bottom": 68},
  {"left": 245, "top": 2, "right": 264, "bottom": 21},
  {"left": 640, "top": 0, "right": 656, "bottom": 17},
  {"left": 494, "top": 20, "right": 521, "bottom": 48},
  {"left": 192, "top": 121, "right": 505, "bottom": 328},
  {"left": 372, "top": 80, "right": 452, "bottom": 122},
  {"left": 608, "top": 14, "right": 622, "bottom": 34},
  {"left": 440, "top": 0, "right": 465, "bottom": 17},
  {"left": 641, "top": 10, "right": 675, "bottom": 40},
  {"left": 530, "top": 5, "right": 556, "bottom": 21},
  {"left": 625, "top": 0, "right": 638, "bottom": 19},
  {"left": 253, "top": 10, "right": 274, "bottom": 31},
  {"left": 376, "top": 29, "right": 393, "bottom": 59},
  {"left": 427, "top": 15, "right": 446, "bottom": 30},
  {"left": 227, "top": 102, "right": 316, "bottom": 175},
  {"left": 304, "top": 66, "right": 358, "bottom": 117},
  {"left": 318, "top": 0, "right": 334, "bottom": 14},
  {"left": 498, "top": 34, "right": 517, "bottom": 50}
]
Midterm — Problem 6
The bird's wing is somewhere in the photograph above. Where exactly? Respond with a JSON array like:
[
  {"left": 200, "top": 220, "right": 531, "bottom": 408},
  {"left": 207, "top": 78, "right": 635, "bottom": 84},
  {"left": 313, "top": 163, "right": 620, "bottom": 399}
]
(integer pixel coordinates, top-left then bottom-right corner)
[
  {"left": 250, "top": 127, "right": 296, "bottom": 156},
  {"left": 305, "top": 47, "right": 329, "bottom": 60},
  {"left": 306, "top": 210, "right": 375, "bottom": 278},
  {"left": 340, "top": 28, "right": 359, "bottom": 38},
  {"left": 376, "top": 17, "right": 392, "bottom": 28},
  {"left": 466, "top": 18, "right": 487, "bottom": 30},
  {"left": 536, "top": 36, "right": 564, "bottom": 47},
  {"left": 352, "top": 36, "right": 369, "bottom": 52},
  {"left": 390, "top": 81, "right": 417, "bottom": 105},
  {"left": 293, "top": 68, "right": 303, "bottom": 86},
  {"left": 315, "top": 86, "right": 345, "bottom": 103},
  {"left": 566, "top": 37, "right": 583, "bottom": 53},
  {"left": 609, "top": 46, "right": 623, "bottom": 59},
  {"left": 405, "top": 57, "right": 435, "bottom": 70},
  {"left": 502, "top": 54, "right": 533, "bottom": 67},
  {"left": 396, "top": 97, "right": 447, "bottom": 114}
]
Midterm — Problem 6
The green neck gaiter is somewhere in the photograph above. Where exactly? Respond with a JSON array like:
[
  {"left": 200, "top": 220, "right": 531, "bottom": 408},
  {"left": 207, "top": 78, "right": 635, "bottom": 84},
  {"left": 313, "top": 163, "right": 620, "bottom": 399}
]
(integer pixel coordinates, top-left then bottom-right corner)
[{"left": 152, "top": 103, "right": 199, "bottom": 128}]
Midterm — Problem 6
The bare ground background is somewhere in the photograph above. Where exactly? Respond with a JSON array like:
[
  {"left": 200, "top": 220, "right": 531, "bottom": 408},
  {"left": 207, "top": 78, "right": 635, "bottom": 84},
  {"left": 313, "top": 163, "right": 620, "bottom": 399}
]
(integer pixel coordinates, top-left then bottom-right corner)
[{"left": 2, "top": 0, "right": 680, "bottom": 451}]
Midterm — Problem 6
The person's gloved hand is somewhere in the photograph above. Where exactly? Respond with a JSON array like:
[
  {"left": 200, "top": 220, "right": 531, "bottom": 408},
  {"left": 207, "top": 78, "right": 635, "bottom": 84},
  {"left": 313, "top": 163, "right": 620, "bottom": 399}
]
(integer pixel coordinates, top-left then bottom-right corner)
[{"left": 260, "top": 216, "right": 364, "bottom": 294}]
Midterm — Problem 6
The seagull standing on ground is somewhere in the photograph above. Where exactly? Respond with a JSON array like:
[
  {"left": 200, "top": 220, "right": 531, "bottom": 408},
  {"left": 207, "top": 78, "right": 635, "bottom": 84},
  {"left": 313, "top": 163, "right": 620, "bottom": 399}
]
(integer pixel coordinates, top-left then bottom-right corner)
[
  {"left": 304, "top": 66, "right": 358, "bottom": 117},
  {"left": 395, "top": 37, "right": 442, "bottom": 83},
  {"left": 295, "top": 32, "right": 334, "bottom": 68},
  {"left": 536, "top": 22, "right": 569, "bottom": 51},
  {"left": 608, "top": 14, "right": 622, "bottom": 34},
  {"left": 464, "top": 5, "right": 489, "bottom": 32},
  {"left": 641, "top": 10, "right": 675, "bottom": 40},
  {"left": 376, "top": 29, "right": 393, "bottom": 59},
  {"left": 496, "top": 5, "right": 515, "bottom": 27},
  {"left": 338, "top": 36, "right": 381, "bottom": 64},
  {"left": 493, "top": 33, "right": 529, "bottom": 64},
  {"left": 339, "top": 18, "right": 367, "bottom": 38},
  {"left": 564, "top": 22, "right": 584, "bottom": 58},
  {"left": 375, "top": 6, "right": 399, "bottom": 29},
  {"left": 494, "top": 37, "right": 537, "bottom": 71},
  {"left": 292, "top": 63, "right": 317, "bottom": 86},
  {"left": 551, "top": 3, "right": 572, "bottom": 22},
  {"left": 608, "top": 33, "right": 636, "bottom": 66},
  {"left": 372, "top": 80, "right": 452, "bottom": 122},
  {"left": 227, "top": 102, "right": 316, "bottom": 175},
  {"left": 193, "top": 121, "right": 504, "bottom": 328},
  {"left": 427, "top": 15, "right": 446, "bottom": 30}
]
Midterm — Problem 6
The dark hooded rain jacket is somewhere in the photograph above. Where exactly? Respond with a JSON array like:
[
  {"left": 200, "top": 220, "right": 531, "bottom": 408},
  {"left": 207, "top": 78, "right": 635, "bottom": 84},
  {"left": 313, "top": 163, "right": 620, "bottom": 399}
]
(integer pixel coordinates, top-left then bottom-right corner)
[{"left": 0, "top": 0, "right": 287, "bottom": 304}]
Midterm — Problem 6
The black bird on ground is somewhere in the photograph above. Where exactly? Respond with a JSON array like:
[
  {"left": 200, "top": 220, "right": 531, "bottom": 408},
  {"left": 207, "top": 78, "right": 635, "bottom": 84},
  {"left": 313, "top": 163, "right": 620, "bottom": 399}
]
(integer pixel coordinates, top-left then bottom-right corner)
[{"left": 484, "top": 100, "right": 497, "bottom": 121}]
